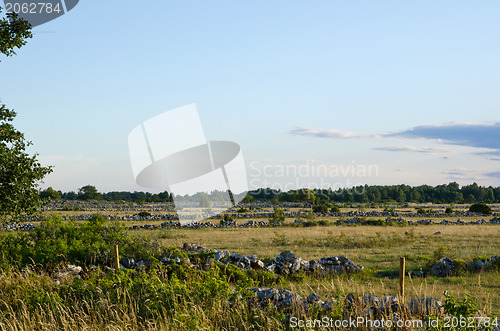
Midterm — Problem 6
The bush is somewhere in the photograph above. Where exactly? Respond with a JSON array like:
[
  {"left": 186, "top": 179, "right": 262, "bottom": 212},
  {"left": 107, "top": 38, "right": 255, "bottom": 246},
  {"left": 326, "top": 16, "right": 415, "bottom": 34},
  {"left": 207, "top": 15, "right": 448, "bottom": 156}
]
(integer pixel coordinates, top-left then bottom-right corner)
[
  {"left": 416, "top": 207, "right": 426, "bottom": 214},
  {"left": 220, "top": 213, "right": 233, "bottom": 225},
  {"left": 270, "top": 208, "right": 285, "bottom": 225},
  {"left": 330, "top": 206, "right": 341, "bottom": 213},
  {"left": 445, "top": 207, "right": 453, "bottom": 214},
  {"left": 469, "top": 203, "right": 492, "bottom": 215},
  {"left": 0, "top": 215, "right": 158, "bottom": 268},
  {"left": 312, "top": 204, "right": 328, "bottom": 213}
]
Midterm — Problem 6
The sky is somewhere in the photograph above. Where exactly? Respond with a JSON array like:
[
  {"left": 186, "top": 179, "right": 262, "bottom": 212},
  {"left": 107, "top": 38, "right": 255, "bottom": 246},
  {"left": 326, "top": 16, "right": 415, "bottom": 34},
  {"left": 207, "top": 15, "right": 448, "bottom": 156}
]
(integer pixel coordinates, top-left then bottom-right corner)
[{"left": 1, "top": 1, "right": 499, "bottom": 193}]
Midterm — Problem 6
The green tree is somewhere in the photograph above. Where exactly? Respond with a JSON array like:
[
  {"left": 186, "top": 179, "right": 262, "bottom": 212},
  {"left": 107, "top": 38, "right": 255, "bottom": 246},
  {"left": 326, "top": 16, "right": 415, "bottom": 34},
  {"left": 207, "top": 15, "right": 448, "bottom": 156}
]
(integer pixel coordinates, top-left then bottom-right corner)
[
  {"left": 469, "top": 203, "right": 492, "bottom": 215},
  {"left": 1, "top": 6, "right": 51, "bottom": 218},
  {"left": 40, "top": 187, "right": 61, "bottom": 201},
  {"left": 270, "top": 208, "right": 285, "bottom": 225},
  {"left": 296, "top": 188, "right": 316, "bottom": 203},
  {"left": 242, "top": 193, "right": 254, "bottom": 203},
  {"left": 0, "top": 104, "right": 53, "bottom": 218},
  {"left": 78, "top": 185, "right": 101, "bottom": 200},
  {"left": 1, "top": 6, "right": 32, "bottom": 60},
  {"left": 199, "top": 193, "right": 210, "bottom": 208}
]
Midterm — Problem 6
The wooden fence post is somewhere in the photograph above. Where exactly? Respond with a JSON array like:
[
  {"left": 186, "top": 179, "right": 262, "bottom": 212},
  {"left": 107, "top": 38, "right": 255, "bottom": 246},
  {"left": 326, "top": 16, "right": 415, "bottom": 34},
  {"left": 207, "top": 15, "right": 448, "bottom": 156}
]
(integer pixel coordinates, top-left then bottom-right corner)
[
  {"left": 114, "top": 244, "right": 120, "bottom": 270},
  {"left": 399, "top": 257, "right": 405, "bottom": 303}
]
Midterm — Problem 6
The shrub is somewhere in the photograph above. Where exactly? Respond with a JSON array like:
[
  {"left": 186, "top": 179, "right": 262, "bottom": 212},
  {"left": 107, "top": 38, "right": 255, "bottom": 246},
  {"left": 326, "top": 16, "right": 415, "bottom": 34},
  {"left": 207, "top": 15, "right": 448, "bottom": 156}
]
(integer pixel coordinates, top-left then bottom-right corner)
[
  {"left": 469, "top": 203, "right": 492, "bottom": 215},
  {"left": 417, "top": 207, "right": 426, "bottom": 214},
  {"left": 0, "top": 215, "right": 158, "bottom": 268},
  {"left": 445, "top": 207, "right": 453, "bottom": 214},
  {"left": 220, "top": 213, "right": 233, "bottom": 225},
  {"left": 330, "top": 206, "right": 341, "bottom": 213},
  {"left": 270, "top": 208, "right": 285, "bottom": 225},
  {"left": 271, "top": 231, "right": 288, "bottom": 246},
  {"left": 312, "top": 204, "right": 328, "bottom": 213}
]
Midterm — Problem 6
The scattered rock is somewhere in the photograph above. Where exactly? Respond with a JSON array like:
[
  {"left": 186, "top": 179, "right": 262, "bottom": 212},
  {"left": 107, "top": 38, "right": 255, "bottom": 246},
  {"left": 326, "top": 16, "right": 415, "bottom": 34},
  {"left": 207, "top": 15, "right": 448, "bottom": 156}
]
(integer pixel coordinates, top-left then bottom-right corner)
[
  {"left": 431, "top": 257, "right": 457, "bottom": 277},
  {"left": 120, "top": 258, "right": 135, "bottom": 269},
  {"left": 55, "top": 265, "right": 82, "bottom": 280},
  {"left": 409, "top": 298, "right": 443, "bottom": 316}
]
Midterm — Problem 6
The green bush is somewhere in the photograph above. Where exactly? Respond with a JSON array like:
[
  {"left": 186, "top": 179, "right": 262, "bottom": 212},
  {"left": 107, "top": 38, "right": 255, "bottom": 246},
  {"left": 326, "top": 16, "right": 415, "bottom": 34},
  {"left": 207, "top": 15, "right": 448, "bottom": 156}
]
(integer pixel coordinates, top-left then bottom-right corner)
[
  {"left": 0, "top": 215, "right": 158, "bottom": 268},
  {"left": 269, "top": 208, "right": 285, "bottom": 225},
  {"left": 312, "top": 204, "right": 328, "bottom": 213},
  {"left": 330, "top": 206, "right": 341, "bottom": 213},
  {"left": 469, "top": 203, "right": 492, "bottom": 215}
]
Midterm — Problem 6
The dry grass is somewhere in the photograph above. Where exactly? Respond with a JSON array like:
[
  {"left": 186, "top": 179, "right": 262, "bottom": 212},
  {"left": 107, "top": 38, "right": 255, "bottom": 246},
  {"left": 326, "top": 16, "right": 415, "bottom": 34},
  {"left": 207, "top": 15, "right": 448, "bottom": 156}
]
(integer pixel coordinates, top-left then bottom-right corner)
[{"left": 140, "top": 224, "right": 500, "bottom": 314}]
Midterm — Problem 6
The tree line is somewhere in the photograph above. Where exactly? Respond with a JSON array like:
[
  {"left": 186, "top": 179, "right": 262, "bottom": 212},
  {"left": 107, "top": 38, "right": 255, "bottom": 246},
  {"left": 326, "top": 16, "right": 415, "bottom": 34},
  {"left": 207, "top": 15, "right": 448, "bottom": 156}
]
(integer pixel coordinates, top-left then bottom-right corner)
[
  {"left": 40, "top": 182, "right": 500, "bottom": 204},
  {"left": 247, "top": 182, "right": 500, "bottom": 204}
]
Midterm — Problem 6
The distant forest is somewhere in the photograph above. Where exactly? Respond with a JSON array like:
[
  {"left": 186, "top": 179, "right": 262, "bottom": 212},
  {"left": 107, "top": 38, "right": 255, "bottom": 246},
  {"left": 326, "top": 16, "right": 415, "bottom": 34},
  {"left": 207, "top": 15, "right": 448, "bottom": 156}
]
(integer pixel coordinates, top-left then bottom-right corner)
[{"left": 41, "top": 182, "right": 500, "bottom": 204}]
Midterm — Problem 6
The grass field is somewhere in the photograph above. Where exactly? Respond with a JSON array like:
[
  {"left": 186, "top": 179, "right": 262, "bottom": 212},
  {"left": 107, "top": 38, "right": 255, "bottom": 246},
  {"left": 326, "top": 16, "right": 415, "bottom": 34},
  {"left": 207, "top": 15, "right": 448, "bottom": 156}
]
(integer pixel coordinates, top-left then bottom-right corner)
[
  {"left": 137, "top": 223, "right": 500, "bottom": 315},
  {"left": 1, "top": 203, "right": 500, "bottom": 329}
]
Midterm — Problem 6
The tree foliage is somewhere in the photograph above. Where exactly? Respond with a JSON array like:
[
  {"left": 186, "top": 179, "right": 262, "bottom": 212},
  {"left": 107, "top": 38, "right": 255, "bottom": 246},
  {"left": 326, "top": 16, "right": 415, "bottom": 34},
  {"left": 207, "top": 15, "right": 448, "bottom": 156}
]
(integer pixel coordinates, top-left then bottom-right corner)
[
  {"left": 1, "top": 7, "right": 52, "bottom": 218},
  {"left": 469, "top": 203, "right": 492, "bottom": 215},
  {"left": 39, "top": 187, "right": 61, "bottom": 201},
  {"left": 248, "top": 182, "right": 500, "bottom": 204},
  {"left": 77, "top": 185, "right": 101, "bottom": 200},
  {"left": 0, "top": 6, "right": 32, "bottom": 60},
  {"left": 0, "top": 104, "right": 52, "bottom": 218}
]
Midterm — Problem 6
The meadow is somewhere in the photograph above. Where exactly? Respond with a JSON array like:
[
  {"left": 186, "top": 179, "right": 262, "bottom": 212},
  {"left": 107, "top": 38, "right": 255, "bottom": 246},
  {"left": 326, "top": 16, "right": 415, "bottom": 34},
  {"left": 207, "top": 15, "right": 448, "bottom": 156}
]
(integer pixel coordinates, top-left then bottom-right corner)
[{"left": 0, "top": 202, "right": 499, "bottom": 330}]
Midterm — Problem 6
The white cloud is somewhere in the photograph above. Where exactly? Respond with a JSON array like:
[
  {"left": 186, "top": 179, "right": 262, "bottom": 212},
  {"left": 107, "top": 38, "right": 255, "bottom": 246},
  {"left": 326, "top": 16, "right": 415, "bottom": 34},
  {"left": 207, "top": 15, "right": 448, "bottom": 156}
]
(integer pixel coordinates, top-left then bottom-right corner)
[{"left": 373, "top": 145, "right": 453, "bottom": 154}]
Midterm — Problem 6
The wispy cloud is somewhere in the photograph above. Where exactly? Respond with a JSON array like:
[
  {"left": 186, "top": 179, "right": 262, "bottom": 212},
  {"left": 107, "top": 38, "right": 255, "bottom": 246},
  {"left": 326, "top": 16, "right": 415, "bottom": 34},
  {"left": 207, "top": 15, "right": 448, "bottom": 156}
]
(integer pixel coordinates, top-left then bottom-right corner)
[
  {"left": 392, "top": 122, "right": 500, "bottom": 149},
  {"left": 289, "top": 126, "right": 369, "bottom": 139},
  {"left": 442, "top": 168, "right": 484, "bottom": 181},
  {"left": 485, "top": 171, "right": 500, "bottom": 179},
  {"left": 289, "top": 122, "right": 500, "bottom": 158},
  {"left": 373, "top": 145, "right": 452, "bottom": 154}
]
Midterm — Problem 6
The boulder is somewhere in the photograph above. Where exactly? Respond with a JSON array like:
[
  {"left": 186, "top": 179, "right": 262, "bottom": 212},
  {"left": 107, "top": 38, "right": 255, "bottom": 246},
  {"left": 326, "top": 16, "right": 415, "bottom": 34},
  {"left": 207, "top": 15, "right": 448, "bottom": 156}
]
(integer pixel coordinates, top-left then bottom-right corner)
[
  {"left": 409, "top": 298, "right": 443, "bottom": 316},
  {"left": 431, "top": 257, "right": 457, "bottom": 277},
  {"left": 276, "top": 251, "right": 295, "bottom": 263},
  {"left": 120, "top": 258, "right": 135, "bottom": 269}
]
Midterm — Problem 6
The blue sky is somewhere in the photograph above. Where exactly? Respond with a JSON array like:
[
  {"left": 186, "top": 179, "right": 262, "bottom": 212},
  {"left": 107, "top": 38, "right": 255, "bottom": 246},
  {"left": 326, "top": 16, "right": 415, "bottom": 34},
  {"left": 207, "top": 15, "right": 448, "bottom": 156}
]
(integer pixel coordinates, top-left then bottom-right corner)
[{"left": 1, "top": 1, "right": 499, "bottom": 192}]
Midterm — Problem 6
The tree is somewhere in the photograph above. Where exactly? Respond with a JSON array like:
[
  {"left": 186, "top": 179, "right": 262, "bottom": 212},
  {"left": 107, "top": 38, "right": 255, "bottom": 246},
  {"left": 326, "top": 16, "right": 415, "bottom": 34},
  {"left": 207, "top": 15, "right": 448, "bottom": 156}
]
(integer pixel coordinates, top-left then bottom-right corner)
[
  {"left": 1, "top": 7, "right": 52, "bottom": 219},
  {"left": 0, "top": 104, "right": 53, "bottom": 218},
  {"left": 78, "top": 185, "right": 101, "bottom": 200},
  {"left": 312, "top": 204, "right": 328, "bottom": 213},
  {"left": 296, "top": 188, "right": 316, "bottom": 203},
  {"left": 40, "top": 187, "right": 61, "bottom": 201},
  {"left": 199, "top": 193, "right": 210, "bottom": 208},
  {"left": 1, "top": 6, "right": 32, "bottom": 60},
  {"left": 242, "top": 193, "right": 254, "bottom": 203},
  {"left": 469, "top": 203, "right": 492, "bottom": 215},
  {"left": 270, "top": 208, "right": 285, "bottom": 225}
]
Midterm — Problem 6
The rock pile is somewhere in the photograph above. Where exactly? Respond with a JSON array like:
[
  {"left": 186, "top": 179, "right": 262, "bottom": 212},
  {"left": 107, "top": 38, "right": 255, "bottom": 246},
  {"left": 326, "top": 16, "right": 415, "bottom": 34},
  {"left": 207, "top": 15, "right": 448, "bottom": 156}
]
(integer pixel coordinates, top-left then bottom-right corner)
[
  {"left": 55, "top": 264, "right": 82, "bottom": 282},
  {"left": 175, "top": 245, "right": 364, "bottom": 276},
  {"left": 248, "top": 287, "right": 337, "bottom": 311},
  {"left": 247, "top": 289, "right": 443, "bottom": 318},
  {"left": 430, "top": 257, "right": 458, "bottom": 277},
  {"left": 408, "top": 298, "right": 443, "bottom": 316},
  {"left": 2, "top": 223, "right": 37, "bottom": 231},
  {"left": 430, "top": 256, "right": 498, "bottom": 277},
  {"left": 344, "top": 293, "right": 401, "bottom": 316},
  {"left": 263, "top": 251, "right": 363, "bottom": 275}
]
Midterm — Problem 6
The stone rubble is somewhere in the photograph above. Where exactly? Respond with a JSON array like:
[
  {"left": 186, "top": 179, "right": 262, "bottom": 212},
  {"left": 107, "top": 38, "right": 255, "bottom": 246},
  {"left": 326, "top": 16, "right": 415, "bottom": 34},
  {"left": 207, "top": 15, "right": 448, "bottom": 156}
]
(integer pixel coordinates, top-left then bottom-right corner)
[{"left": 430, "top": 256, "right": 498, "bottom": 277}]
